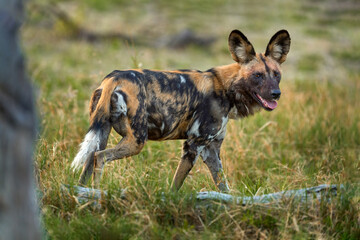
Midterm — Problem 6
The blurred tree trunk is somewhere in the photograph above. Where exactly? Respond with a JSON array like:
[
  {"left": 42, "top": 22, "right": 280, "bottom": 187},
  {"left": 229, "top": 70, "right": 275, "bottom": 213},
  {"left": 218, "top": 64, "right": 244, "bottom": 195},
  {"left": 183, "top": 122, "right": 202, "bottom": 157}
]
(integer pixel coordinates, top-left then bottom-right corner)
[{"left": 0, "top": 0, "right": 40, "bottom": 239}]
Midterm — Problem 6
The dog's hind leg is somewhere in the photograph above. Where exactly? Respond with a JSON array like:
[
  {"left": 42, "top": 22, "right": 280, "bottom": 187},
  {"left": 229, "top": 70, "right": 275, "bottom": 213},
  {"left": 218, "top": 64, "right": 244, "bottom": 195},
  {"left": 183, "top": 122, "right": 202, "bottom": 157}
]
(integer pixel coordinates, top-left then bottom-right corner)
[
  {"left": 201, "top": 140, "right": 230, "bottom": 192},
  {"left": 92, "top": 116, "right": 147, "bottom": 188},
  {"left": 78, "top": 154, "right": 95, "bottom": 185}
]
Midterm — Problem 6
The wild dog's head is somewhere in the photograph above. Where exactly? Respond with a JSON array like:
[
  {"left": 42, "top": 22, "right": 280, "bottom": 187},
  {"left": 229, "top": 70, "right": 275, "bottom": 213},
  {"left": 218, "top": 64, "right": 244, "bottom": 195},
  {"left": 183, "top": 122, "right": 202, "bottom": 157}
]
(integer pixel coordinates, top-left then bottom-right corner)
[{"left": 227, "top": 30, "right": 291, "bottom": 117}]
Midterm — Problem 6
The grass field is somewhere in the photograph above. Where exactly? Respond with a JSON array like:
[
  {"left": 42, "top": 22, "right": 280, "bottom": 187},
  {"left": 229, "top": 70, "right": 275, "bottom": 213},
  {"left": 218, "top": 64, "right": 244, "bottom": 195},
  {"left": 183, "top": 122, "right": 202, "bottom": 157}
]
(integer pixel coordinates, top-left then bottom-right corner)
[{"left": 24, "top": 0, "right": 359, "bottom": 239}]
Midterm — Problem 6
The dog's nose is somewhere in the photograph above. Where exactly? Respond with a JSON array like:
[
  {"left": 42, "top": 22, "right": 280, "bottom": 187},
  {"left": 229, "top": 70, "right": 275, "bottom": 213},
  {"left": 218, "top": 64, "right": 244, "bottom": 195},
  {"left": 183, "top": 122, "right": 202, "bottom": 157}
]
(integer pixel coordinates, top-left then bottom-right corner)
[{"left": 271, "top": 89, "right": 281, "bottom": 99}]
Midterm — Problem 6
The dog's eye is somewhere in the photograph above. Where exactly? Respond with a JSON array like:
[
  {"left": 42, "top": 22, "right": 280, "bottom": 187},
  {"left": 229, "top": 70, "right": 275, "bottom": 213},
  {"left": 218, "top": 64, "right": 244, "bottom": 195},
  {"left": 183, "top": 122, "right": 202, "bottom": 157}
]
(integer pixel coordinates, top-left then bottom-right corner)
[
  {"left": 254, "top": 73, "right": 263, "bottom": 79},
  {"left": 274, "top": 71, "right": 281, "bottom": 80}
]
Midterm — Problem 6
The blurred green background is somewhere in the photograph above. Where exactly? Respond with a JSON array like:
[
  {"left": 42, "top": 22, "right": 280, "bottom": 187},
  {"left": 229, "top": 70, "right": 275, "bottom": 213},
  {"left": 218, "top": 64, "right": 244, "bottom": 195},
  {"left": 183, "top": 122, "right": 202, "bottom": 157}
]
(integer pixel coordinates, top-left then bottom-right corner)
[{"left": 24, "top": 0, "right": 360, "bottom": 239}]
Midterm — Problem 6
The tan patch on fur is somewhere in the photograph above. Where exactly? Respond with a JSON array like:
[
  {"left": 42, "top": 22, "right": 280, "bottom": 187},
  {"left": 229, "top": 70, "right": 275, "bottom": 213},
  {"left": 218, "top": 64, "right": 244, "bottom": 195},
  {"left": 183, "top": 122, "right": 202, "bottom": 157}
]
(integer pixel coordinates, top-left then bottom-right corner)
[
  {"left": 117, "top": 80, "right": 140, "bottom": 117},
  {"left": 89, "top": 78, "right": 142, "bottom": 125},
  {"left": 90, "top": 77, "right": 118, "bottom": 125},
  {"left": 191, "top": 73, "right": 214, "bottom": 94},
  {"left": 213, "top": 63, "right": 241, "bottom": 89},
  {"left": 169, "top": 70, "right": 217, "bottom": 94},
  {"left": 172, "top": 158, "right": 193, "bottom": 190},
  {"left": 160, "top": 118, "right": 190, "bottom": 140}
]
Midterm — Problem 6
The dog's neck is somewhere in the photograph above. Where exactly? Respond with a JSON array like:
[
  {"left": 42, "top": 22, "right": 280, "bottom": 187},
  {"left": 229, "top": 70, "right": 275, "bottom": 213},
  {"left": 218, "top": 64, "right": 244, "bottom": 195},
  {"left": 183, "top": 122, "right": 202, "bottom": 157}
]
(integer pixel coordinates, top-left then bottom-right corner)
[{"left": 210, "top": 63, "right": 241, "bottom": 90}]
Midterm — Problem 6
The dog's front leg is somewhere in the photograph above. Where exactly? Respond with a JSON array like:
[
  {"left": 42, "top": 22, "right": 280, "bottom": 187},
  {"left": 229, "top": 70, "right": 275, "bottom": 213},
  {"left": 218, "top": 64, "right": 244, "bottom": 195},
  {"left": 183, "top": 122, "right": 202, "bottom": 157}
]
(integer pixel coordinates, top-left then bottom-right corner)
[
  {"left": 171, "top": 140, "right": 203, "bottom": 191},
  {"left": 201, "top": 140, "right": 230, "bottom": 192}
]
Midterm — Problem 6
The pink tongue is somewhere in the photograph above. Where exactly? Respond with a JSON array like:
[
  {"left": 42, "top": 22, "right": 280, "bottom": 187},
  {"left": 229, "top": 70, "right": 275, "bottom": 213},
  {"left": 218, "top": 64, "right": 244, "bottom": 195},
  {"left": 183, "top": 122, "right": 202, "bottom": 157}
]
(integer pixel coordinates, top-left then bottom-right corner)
[
  {"left": 265, "top": 99, "right": 277, "bottom": 109},
  {"left": 256, "top": 93, "right": 278, "bottom": 110}
]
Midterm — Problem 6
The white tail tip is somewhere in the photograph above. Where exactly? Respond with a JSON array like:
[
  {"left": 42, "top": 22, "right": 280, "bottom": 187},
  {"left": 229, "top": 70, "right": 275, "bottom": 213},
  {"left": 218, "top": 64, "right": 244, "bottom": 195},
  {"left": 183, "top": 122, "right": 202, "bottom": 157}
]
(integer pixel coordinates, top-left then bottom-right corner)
[{"left": 71, "top": 130, "right": 100, "bottom": 171}]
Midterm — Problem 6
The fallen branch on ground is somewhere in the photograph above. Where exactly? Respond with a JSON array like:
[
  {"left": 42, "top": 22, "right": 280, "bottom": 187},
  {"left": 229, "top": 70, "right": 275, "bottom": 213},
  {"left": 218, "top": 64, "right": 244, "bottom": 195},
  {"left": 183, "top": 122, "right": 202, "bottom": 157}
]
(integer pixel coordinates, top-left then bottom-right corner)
[
  {"left": 196, "top": 184, "right": 343, "bottom": 204},
  {"left": 62, "top": 184, "right": 349, "bottom": 206}
]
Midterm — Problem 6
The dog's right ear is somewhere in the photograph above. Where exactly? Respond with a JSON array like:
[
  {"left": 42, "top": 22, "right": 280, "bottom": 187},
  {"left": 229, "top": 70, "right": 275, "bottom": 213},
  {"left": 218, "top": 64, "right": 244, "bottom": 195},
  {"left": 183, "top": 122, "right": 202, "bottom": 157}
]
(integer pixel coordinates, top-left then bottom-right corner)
[
  {"left": 228, "top": 30, "right": 256, "bottom": 64},
  {"left": 265, "top": 30, "right": 291, "bottom": 64}
]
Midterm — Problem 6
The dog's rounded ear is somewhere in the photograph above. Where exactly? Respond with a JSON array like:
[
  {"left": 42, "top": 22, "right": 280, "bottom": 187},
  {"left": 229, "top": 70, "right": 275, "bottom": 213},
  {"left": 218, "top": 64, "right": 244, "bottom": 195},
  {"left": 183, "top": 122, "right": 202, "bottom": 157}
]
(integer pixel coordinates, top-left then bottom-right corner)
[
  {"left": 265, "top": 30, "right": 291, "bottom": 64},
  {"left": 228, "top": 30, "right": 256, "bottom": 64}
]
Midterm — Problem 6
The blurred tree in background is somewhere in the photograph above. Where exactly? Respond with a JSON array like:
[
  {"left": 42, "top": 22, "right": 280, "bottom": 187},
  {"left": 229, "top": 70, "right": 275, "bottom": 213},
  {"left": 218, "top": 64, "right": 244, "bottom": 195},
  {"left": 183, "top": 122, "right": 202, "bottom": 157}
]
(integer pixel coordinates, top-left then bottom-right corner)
[{"left": 0, "top": 0, "right": 40, "bottom": 239}]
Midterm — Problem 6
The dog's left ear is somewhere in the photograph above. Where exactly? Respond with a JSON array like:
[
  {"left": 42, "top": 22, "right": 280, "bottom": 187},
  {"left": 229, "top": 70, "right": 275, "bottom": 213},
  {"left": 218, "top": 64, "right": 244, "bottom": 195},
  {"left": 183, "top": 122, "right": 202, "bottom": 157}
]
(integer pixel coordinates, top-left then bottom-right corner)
[{"left": 265, "top": 30, "right": 291, "bottom": 64}]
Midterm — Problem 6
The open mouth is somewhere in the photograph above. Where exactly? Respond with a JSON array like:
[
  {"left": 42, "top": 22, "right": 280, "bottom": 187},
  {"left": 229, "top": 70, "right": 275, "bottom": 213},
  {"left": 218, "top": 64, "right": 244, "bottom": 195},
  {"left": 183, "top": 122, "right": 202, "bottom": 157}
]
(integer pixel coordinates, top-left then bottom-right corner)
[{"left": 254, "top": 93, "right": 278, "bottom": 111}]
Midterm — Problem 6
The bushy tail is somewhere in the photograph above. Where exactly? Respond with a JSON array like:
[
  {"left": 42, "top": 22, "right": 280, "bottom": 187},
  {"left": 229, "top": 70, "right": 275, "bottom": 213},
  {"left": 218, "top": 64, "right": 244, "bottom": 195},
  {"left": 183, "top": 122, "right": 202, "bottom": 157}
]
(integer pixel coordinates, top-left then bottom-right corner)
[
  {"left": 71, "top": 80, "right": 117, "bottom": 171},
  {"left": 71, "top": 129, "right": 101, "bottom": 171}
]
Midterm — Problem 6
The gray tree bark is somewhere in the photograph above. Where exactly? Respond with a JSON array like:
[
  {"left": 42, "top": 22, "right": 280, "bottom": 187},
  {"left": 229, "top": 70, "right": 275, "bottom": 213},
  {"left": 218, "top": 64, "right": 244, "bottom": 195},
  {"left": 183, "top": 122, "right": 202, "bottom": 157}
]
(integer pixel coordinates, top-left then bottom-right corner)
[{"left": 0, "top": 0, "right": 41, "bottom": 239}]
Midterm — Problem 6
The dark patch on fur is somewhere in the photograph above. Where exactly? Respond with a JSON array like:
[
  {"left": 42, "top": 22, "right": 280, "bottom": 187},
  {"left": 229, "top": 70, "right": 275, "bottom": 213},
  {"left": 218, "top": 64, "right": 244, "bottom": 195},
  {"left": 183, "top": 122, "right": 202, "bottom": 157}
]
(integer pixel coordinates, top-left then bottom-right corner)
[
  {"left": 178, "top": 69, "right": 202, "bottom": 73},
  {"left": 205, "top": 68, "right": 218, "bottom": 78},
  {"left": 260, "top": 54, "right": 271, "bottom": 75},
  {"left": 89, "top": 89, "right": 102, "bottom": 115},
  {"left": 104, "top": 70, "right": 143, "bottom": 83}
]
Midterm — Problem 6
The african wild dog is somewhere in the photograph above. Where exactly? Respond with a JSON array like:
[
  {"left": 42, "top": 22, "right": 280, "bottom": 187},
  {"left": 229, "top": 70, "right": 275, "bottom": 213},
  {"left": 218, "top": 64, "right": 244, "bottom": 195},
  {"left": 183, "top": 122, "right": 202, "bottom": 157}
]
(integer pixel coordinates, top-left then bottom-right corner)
[{"left": 71, "top": 29, "right": 291, "bottom": 192}]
